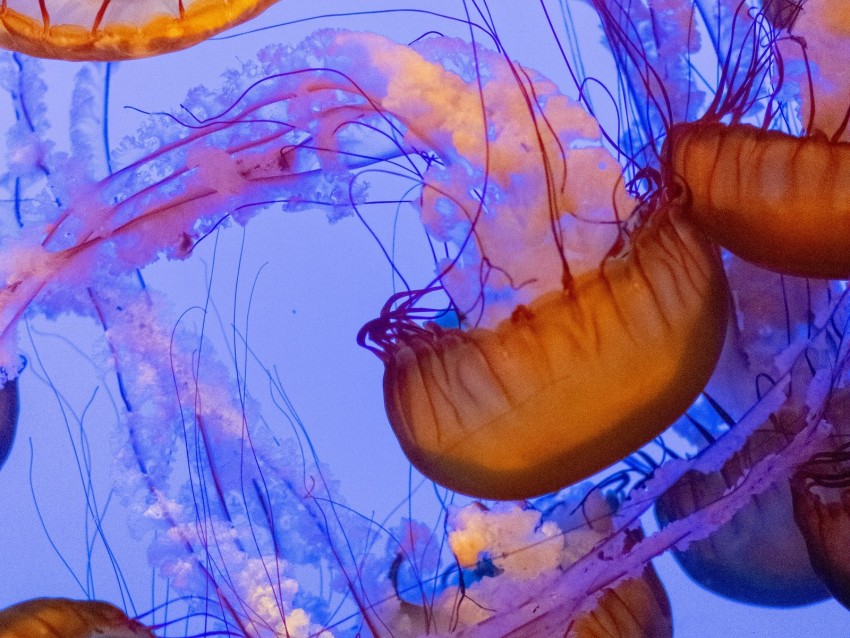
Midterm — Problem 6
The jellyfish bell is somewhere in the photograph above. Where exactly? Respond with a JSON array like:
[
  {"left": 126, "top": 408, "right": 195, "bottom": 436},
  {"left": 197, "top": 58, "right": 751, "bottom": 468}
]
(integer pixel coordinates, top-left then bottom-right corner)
[
  {"left": 663, "top": 122, "right": 850, "bottom": 279},
  {"left": 791, "top": 447, "right": 850, "bottom": 610},
  {"left": 0, "top": 0, "right": 279, "bottom": 61},
  {"left": 0, "top": 598, "right": 154, "bottom": 638}
]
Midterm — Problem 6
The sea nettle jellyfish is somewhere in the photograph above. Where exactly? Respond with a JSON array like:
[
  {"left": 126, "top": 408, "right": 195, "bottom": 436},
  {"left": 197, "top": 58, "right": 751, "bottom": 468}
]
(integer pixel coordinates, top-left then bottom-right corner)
[
  {"left": 663, "top": 0, "right": 850, "bottom": 279},
  {"left": 354, "top": 31, "right": 729, "bottom": 500},
  {"left": 0, "top": 598, "right": 154, "bottom": 638},
  {"left": 0, "top": 0, "right": 280, "bottom": 60}
]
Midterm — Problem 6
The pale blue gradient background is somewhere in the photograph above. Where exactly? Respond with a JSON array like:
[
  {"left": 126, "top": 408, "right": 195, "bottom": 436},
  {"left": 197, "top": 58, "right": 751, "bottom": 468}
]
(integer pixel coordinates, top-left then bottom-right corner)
[{"left": 0, "top": 2, "right": 848, "bottom": 636}]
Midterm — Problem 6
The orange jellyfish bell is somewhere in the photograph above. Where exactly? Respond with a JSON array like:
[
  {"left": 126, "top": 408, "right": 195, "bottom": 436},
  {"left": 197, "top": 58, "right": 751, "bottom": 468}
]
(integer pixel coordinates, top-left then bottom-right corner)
[
  {"left": 792, "top": 446, "right": 850, "bottom": 610},
  {"left": 0, "top": 598, "right": 154, "bottom": 638},
  {"left": 0, "top": 0, "right": 279, "bottom": 60},
  {"left": 664, "top": 121, "right": 850, "bottom": 279},
  {"left": 364, "top": 204, "right": 729, "bottom": 500}
]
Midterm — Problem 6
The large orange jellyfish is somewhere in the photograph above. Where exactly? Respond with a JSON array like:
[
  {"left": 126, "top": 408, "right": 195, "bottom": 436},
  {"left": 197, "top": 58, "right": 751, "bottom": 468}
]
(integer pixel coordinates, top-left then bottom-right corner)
[
  {"left": 353, "top": 34, "right": 729, "bottom": 500},
  {"left": 0, "top": 0, "right": 279, "bottom": 60}
]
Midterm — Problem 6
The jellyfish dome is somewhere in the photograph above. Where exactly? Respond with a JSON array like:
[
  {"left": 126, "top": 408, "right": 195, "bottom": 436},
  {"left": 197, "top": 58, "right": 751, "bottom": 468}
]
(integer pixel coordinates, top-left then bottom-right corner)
[{"left": 0, "top": 0, "right": 280, "bottom": 60}]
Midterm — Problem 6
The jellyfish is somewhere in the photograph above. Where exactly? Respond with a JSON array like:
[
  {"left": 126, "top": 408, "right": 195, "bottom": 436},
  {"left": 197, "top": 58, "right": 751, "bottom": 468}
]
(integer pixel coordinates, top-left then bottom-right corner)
[
  {"left": 0, "top": 598, "right": 154, "bottom": 638},
  {"left": 655, "top": 258, "right": 844, "bottom": 607},
  {"left": 661, "top": 0, "right": 850, "bottom": 279},
  {"left": 1, "top": 2, "right": 850, "bottom": 637},
  {"left": 792, "top": 447, "right": 850, "bottom": 610},
  {"left": 353, "top": 33, "right": 730, "bottom": 499},
  {"left": 0, "top": 0, "right": 280, "bottom": 60}
]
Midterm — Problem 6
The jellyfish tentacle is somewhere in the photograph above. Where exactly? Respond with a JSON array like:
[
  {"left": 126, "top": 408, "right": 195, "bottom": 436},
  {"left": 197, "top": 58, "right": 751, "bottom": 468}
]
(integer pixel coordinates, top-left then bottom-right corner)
[{"left": 0, "top": 377, "right": 18, "bottom": 469}]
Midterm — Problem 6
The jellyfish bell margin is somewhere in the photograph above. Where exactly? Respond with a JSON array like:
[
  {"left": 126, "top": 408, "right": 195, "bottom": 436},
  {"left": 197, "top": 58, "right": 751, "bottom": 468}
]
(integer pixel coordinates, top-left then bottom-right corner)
[
  {"left": 0, "top": 0, "right": 280, "bottom": 61},
  {"left": 791, "top": 451, "right": 850, "bottom": 611}
]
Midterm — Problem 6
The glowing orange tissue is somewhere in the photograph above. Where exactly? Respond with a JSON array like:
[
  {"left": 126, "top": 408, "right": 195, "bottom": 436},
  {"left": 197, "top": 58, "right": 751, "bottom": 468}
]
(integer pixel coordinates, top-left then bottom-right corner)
[
  {"left": 0, "top": 0, "right": 279, "bottom": 60},
  {"left": 665, "top": 122, "right": 850, "bottom": 279}
]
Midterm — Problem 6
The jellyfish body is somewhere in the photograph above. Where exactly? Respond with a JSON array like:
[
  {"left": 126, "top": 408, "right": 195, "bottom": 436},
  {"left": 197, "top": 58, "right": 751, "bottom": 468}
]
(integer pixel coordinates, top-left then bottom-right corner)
[
  {"left": 0, "top": 378, "right": 18, "bottom": 469},
  {"left": 655, "top": 406, "right": 830, "bottom": 606},
  {"left": 0, "top": 0, "right": 279, "bottom": 60},
  {"left": 664, "top": 122, "right": 850, "bottom": 279},
  {"left": 792, "top": 450, "right": 850, "bottom": 610},
  {"left": 562, "top": 570, "right": 672, "bottom": 638},
  {"left": 0, "top": 598, "right": 154, "bottom": 638},
  {"left": 373, "top": 204, "right": 729, "bottom": 500}
]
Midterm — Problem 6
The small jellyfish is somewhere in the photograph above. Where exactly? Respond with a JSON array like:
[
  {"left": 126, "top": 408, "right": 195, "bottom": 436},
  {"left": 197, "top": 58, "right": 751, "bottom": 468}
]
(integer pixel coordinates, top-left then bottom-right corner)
[
  {"left": 655, "top": 405, "right": 830, "bottom": 606},
  {"left": 0, "top": 598, "right": 154, "bottom": 638},
  {"left": 0, "top": 378, "right": 18, "bottom": 469},
  {"left": 0, "top": 1, "right": 279, "bottom": 60},
  {"left": 791, "top": 449, "right": 850, "bottom": 610}
]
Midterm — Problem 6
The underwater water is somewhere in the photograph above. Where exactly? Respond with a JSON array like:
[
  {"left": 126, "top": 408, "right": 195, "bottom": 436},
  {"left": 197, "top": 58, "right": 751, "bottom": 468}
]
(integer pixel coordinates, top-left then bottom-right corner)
[{"left": 0, "top": 1, "right": 850, "bottom": 636}]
